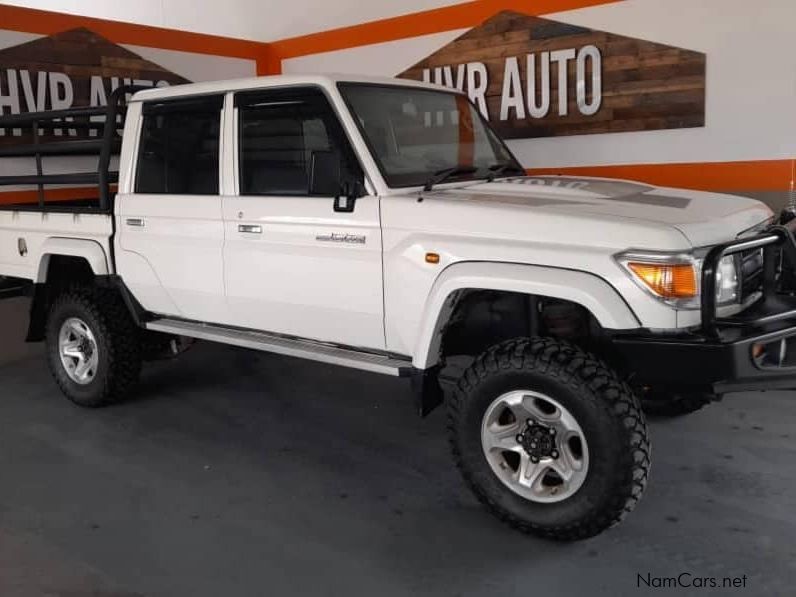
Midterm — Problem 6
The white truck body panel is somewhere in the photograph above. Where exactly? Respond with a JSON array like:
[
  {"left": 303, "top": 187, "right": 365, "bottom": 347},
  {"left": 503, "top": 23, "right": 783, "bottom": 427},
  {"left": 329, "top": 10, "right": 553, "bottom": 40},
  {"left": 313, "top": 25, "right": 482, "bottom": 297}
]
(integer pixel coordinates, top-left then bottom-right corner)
[
  {"left": 0, "top": 211, "right": 113, "bottom": 281},
  {"left": 220, "top": 193, "right": 386, "bottom": 349},
  {"left": 115, "top": 193, "right": 228, "bottom": 322},
  {"left": 380, "top": 175, "right": 774, "bottom": 353}
]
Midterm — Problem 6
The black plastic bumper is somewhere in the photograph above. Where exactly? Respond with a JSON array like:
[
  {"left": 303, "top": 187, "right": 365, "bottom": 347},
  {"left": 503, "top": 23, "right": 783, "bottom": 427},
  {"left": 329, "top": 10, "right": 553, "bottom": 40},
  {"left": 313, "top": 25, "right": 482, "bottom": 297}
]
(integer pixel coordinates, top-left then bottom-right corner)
[{"left": 612, "top": 222, "right": 796, "bottom": 395}]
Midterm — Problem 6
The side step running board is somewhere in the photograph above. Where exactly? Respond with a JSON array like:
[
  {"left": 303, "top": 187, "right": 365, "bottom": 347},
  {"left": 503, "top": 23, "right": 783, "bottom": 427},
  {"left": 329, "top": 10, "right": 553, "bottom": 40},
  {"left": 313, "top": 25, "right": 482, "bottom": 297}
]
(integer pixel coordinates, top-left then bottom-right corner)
[{"left": 145, "top": 318, "right": 412, "bottom": 377}]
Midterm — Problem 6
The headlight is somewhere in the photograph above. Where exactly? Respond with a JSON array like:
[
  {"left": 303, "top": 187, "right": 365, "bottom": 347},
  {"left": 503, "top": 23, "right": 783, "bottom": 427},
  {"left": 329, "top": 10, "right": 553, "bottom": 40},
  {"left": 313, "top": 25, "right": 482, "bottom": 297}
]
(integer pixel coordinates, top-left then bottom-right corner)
[
  {"left": 714, "top": 254, "right": 739, "bottom": 305},
  {"left": 616, "top": 250, "right": 740, "bottom": 309}
]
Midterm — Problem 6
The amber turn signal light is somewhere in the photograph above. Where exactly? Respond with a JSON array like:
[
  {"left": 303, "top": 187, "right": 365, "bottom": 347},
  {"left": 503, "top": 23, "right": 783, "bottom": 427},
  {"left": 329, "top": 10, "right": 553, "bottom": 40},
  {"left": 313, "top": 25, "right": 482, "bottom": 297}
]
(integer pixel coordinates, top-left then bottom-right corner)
[
  {"left": 425, "top": 252, "right": 440, "bottom": 264},
  {"left": 627, "top": 262, "right": 697, "bottom": 299}
]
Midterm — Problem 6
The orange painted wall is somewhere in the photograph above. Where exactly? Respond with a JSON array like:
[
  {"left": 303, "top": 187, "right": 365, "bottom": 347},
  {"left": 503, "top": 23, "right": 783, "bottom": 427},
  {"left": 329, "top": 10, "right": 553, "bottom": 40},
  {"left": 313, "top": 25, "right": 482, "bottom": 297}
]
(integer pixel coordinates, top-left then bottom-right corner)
[{"left": 528, "top": 160, "right": 796, "bottom": 194}]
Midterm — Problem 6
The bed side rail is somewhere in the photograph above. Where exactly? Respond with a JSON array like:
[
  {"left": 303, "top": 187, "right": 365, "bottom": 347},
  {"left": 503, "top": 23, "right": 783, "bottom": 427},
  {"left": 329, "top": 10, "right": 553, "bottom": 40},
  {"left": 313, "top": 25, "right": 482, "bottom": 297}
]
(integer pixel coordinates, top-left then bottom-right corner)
[{"left": 0, "top": 85, "right": 147, "bottom": 213}]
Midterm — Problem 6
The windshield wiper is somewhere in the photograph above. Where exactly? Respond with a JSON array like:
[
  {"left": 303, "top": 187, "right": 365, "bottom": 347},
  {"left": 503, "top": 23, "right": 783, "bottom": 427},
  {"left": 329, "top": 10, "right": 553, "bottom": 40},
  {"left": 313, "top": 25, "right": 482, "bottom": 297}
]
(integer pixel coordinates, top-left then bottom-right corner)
[
  {"left": 423, "top": 166, "right": 478, "bottom": 191},
  {"left": 486, "top": 162, "right": 526, "bottom": 182}
]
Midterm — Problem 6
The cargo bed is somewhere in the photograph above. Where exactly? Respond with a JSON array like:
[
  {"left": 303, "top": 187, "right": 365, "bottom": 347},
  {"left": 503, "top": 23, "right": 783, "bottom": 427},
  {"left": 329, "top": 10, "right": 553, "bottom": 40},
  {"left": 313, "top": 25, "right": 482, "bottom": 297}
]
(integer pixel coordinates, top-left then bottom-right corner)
[{"left": 0, "top": 87, "right": 144, "bottom": 284}]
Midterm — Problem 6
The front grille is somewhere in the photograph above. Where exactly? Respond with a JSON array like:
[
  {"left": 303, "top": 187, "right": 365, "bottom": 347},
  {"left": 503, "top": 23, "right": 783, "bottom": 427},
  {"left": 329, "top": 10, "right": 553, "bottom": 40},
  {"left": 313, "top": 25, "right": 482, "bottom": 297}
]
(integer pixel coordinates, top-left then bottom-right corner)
[{"left": 739, "top": 248, "right": 765, "bottom": 302}]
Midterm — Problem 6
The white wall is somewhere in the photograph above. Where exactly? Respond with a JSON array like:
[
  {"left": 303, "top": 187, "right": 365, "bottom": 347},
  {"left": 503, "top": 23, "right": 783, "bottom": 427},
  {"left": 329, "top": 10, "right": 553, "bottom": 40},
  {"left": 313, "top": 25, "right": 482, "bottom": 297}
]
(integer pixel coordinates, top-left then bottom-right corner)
[
  {"left": 0, "top": 0, "right": 463, "bottom": 41},
  {"left": 123, "top": 46, "right": 255, "bottom": 83},
  {"left": 529, "top": 0, "right": 796, "bottom": 168},
  {"left": 0, "top": 33, "right": 257, "bottom": 83},
  {"left": 283, "top": 29, "right": 468, "bottom": 77}
]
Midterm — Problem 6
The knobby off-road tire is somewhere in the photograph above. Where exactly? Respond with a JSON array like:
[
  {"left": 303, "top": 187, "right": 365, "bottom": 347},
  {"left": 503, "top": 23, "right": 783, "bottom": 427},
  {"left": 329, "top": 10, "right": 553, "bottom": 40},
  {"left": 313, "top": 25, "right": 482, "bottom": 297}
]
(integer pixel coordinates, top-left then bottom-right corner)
[
  {"left": 448, "top": 337, "right": 650, "bottom": 541},
  {"left": 640, "top": 390, "right": 712, "bottom": 418},
  {"left": 45, "top": 286, "right": 142, "bottom": 407}
]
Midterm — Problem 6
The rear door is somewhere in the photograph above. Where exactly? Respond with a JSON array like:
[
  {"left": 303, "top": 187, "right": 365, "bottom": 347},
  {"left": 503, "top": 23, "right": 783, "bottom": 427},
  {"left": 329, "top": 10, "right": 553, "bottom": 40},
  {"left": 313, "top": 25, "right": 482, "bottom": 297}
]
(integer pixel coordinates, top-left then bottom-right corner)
[
  {"left": 222, "top": 86, "right": 385, "bottom": 349},
  {"left": 115, "top": 95, "right": 228, "bottom": 322}
]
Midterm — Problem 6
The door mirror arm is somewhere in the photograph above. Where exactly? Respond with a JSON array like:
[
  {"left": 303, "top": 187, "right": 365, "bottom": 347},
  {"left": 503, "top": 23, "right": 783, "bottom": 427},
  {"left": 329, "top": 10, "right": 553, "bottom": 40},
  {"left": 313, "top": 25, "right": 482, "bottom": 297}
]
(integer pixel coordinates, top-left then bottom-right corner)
[
  {"left": 333, "top": 194, "right": 356, "bottom": 213},
  {"left": 333, "top": 180, "right": 364, "bottom": 213}
]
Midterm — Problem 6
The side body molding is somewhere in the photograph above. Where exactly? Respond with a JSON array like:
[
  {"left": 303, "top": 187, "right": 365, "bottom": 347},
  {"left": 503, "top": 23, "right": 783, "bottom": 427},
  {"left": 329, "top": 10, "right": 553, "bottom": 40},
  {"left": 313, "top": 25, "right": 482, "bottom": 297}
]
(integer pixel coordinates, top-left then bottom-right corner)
[
  {"left": 35, "top": 237, "right": 111, "bottom": 282},
  {"left": 412, "top": 261, "right": 641, "bottom": 369}
]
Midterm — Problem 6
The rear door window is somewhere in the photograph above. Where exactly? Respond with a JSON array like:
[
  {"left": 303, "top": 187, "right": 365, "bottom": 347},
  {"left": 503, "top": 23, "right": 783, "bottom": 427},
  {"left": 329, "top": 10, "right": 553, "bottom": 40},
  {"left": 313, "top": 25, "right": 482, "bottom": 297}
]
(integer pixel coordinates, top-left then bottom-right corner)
[{"left": 135, "top": 95, "right": 223, "bottom": 195}]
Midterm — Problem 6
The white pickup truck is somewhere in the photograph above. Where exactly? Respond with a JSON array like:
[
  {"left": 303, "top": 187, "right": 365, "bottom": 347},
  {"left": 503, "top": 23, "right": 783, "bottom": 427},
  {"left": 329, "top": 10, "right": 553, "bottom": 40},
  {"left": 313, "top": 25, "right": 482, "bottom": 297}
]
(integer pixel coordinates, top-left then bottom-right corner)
[{"left": 2, "top": 74, "right": 795, "bottom": 541}]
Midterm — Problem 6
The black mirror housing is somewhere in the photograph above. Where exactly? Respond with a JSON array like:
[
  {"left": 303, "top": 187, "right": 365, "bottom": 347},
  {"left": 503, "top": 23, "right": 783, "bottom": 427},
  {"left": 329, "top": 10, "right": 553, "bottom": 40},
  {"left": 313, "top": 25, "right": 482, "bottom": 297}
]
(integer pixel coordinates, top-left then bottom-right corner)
[
  {"left": 309, "top": 150, "right": 342, "bottom": 196},
  {"left": 310, "top": 150, "right": 364, "bottom": 212}
]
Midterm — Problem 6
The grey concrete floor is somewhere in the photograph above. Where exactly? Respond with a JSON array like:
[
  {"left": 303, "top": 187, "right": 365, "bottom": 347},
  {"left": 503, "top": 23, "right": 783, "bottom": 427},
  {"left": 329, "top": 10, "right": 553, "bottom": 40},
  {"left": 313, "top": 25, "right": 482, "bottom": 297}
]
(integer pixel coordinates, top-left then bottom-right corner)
[{"left": 1, "top": 298, "right": 795, "bottom": 597}]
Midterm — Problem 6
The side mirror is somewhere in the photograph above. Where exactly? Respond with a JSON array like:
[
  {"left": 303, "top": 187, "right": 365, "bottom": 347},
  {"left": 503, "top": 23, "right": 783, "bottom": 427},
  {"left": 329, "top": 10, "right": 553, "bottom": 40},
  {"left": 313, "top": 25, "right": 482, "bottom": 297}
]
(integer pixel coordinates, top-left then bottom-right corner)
[
  {"left": 309, "top": 150, "right": 342, "bottom": 197},
  {"left": 309, "top": 150, "right": 362, "bottom": 213}
]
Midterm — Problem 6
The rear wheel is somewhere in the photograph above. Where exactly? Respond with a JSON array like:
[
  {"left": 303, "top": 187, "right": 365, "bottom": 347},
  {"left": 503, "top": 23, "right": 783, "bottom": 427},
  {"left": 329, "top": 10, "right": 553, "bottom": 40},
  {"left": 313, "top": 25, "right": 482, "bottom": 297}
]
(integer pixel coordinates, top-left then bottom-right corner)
[
  {"left": 448, "top": 337, "right": 650, "bottom": 541},
  {"left": 45, "top": 286, "right": 142, "bottom": 407}
]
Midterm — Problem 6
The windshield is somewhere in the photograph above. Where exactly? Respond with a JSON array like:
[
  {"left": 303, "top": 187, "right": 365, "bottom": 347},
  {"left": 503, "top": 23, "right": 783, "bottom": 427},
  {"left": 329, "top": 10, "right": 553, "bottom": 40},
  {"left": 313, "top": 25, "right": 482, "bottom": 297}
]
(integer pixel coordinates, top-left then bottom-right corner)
[{"left": 338, "top": 83, "right": 522, "bottom": 188}]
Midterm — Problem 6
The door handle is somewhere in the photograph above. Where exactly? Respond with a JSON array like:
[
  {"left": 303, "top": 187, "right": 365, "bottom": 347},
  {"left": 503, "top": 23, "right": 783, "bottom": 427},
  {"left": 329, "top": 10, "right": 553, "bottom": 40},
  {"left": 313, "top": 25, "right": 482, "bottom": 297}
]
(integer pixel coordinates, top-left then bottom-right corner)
[
  {"left": 238, "top": 224, "right": 262, "bottom": 234},
  {"left": 126, "top": 218, "right": 145, "bottom": 227}
]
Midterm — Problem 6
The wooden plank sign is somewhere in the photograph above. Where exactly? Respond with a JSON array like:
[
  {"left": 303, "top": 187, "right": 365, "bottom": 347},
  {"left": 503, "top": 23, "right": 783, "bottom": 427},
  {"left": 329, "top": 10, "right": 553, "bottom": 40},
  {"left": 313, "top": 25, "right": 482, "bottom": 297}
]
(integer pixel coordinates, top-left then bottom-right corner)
[
  {"left": 398, "top": 11, "right": 706, "bottom": 139},
  {"left": 0, "top": 27, "right": 190, "bottom": 140}
]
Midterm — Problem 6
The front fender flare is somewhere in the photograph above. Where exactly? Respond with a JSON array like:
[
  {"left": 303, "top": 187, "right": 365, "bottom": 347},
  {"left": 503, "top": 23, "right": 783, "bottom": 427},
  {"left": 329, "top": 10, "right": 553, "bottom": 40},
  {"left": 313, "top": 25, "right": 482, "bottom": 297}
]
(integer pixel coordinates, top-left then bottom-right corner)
[{"left": 412, "top": 261, "right": 641, "bottom": 369}]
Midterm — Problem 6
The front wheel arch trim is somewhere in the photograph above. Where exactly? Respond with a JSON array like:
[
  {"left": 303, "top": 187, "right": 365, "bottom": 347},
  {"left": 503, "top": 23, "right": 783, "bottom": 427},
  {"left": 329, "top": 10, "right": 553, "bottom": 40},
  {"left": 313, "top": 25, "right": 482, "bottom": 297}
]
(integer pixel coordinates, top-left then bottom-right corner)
[{"left": 412, "top": 261, "right": 641, "bottom": 370}]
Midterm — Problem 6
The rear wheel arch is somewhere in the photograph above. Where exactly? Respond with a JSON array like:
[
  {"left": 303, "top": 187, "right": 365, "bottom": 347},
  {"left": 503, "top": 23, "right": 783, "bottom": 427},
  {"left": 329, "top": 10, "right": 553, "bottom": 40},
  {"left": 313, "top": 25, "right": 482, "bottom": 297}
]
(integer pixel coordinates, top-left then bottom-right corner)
[
  {"left": 26, "top": 240, "right": 111, "bottom": 342},
  {"left": 34, "top": 238, "right": 110, "bottom": 283},
  {"left": 27, "top": 254, "right": 101, "bottom": 342}
]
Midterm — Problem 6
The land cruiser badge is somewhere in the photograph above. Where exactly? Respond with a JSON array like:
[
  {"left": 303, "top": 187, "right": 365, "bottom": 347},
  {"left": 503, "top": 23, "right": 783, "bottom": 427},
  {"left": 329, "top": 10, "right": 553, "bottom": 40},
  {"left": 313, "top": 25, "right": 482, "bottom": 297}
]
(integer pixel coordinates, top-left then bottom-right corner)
[{"left": 316, "top": 233, "right": 366, "bottom": 245}]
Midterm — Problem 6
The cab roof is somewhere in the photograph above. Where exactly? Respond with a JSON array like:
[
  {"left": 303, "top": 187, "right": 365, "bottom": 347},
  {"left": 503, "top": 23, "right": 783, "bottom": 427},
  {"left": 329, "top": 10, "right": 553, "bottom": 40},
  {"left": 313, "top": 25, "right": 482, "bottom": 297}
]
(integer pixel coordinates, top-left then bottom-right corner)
[{"left": 129, "top": 73, "right": 456, "bottom": 104}]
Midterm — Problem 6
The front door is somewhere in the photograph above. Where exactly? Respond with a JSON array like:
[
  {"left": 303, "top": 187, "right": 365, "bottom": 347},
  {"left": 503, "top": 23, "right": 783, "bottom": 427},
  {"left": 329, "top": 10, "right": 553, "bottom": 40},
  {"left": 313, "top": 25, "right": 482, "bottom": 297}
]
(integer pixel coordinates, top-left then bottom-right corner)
[{"left": 222, "top": 86, "right": 384, "bottom": 349}]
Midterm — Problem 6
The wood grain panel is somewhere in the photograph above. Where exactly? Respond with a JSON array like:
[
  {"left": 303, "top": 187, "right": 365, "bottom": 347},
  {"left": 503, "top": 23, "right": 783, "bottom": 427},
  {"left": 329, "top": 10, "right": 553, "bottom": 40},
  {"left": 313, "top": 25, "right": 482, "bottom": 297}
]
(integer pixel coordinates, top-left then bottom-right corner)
[
  {"left": 398, "top": 11, "right": 706, "bottom": 139},
  {"left": 0, "top": 28, "right": 190, "bottom": 144}
]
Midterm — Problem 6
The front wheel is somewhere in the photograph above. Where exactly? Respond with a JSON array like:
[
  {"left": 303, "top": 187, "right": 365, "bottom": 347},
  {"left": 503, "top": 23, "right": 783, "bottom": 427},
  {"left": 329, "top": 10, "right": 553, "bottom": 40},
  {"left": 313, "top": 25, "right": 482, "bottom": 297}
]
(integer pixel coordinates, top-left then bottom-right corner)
[
  {"left": 448, "top": 338, "right": 650, "bottom": 541},
  {"left": 45, "top": 286, "right": 142, "bottom": 407}
]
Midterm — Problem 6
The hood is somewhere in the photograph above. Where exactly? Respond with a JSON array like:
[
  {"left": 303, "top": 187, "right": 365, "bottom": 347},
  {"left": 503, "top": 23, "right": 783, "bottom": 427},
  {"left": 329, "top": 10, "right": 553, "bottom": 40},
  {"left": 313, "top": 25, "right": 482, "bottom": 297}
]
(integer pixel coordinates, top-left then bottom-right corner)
[{"left": 429, "top": 175, "right": 774, "bottom": 247}]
